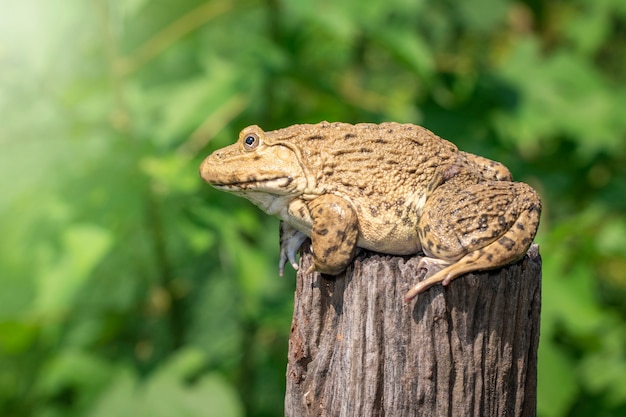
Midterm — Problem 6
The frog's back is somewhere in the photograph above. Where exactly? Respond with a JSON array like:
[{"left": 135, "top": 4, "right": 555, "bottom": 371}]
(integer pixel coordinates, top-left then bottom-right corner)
[{"left": 267, "top": 121, "right": 459, "bottom": 198}]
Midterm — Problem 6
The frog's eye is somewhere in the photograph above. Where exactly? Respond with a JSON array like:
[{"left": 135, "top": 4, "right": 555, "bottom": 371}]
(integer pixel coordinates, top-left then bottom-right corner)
[{"left": 243, "top": 133, "right": 260, "bottom": 151}]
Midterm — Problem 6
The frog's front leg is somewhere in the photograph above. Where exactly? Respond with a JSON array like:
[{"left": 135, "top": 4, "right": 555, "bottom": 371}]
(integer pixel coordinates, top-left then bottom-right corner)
[
  {"left": 306, "top": 194, "right": 360, "bottom": 275},
  {"left": 405, "top": 180, "right": 541, "bottom": 302}
]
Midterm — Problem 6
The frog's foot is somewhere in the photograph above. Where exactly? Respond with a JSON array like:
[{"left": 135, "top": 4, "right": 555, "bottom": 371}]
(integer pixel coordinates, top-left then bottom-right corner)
[
  {"left": 402, "top": 256, "right": 451, "bottom": 302},
  {"left": 405, "top": 243, "right": 519, "bottom": 303},
  {"left": 404, "top": 257, "right": 453, "bottom": 302},
  {"left": 404, "top": 256, "right": 472, "bottom": 303},
  {"left": 279, "top": 222, "right": 308, "bottom": 276}
]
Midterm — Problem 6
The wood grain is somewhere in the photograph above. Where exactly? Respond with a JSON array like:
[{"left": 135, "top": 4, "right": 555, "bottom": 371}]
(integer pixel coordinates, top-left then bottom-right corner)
[{"left": 285, "top": 244, "right": 541, "bottom": 417}]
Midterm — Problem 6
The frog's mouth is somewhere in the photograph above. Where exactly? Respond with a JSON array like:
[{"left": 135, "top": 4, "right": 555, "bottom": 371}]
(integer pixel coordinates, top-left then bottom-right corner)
[
  {"left": 212, "top": 178, "right": 298, "bottom": 215},
  {"left": 210, "top": 176, "right": 295, "bottom": 194}
]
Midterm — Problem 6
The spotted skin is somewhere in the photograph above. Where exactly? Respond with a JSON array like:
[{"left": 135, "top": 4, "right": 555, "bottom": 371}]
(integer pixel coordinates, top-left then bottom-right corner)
[
  {"left": 199, "top": 122, "right": 542, "bottom": 302},
  {"left": 405, "top": 177, "right": 541, "bottom": 301},
  {"left": 307, "top": 195, "right": 359, "bottom": 275}
]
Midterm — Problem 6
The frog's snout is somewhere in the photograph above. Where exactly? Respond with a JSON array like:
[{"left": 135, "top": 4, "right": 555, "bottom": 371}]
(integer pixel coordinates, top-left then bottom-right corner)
[{"left": 199, "top": 154, "right": 215, "bottom": 184}]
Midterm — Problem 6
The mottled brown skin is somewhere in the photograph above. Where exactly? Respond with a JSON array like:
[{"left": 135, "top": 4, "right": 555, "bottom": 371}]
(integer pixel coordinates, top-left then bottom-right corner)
[{"left": 199, "top": 122, "right": 541, "bottom": 302}]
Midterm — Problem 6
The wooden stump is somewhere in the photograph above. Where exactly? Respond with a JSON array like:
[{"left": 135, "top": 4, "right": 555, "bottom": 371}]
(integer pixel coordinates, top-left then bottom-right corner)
[{"left": 285, "top": 244, "right": 541, "bottom": 417}]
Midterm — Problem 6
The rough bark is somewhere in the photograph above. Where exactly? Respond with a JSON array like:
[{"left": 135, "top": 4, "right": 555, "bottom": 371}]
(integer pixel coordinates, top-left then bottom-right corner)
[{"left": 285, "top": 244, "right": 541, "bottom": 417}]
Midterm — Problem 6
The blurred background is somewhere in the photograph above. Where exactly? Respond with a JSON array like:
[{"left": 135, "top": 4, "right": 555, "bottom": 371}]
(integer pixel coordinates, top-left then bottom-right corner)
[{"left": 1, "top": 0, "right": 625, "bottom": 416}]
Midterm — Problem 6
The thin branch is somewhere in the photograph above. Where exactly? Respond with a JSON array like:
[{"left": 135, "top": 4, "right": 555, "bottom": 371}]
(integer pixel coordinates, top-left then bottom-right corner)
[{"left": 115, "top": 0, "right": 234, "bottom": 76}]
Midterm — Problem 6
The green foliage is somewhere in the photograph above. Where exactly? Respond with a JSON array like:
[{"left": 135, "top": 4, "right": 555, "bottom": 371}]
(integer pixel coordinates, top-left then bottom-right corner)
[{"left": 1, "top": 0, "right": 625, "bottom": 416}]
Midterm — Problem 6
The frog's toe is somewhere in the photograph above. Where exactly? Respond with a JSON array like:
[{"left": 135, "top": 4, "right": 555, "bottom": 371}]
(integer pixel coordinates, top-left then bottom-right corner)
[
  {"left": 404, "top": 270, "right": 454, "bottom": 303},
  {"left": 279, "top": 251, "right": 299, "bottom": 276},
  {"left": 279, "top": 224, "right": 308, "bottom": 276},
  {"left": 417, "top": 256, "right": 452, "bottom": 277}
]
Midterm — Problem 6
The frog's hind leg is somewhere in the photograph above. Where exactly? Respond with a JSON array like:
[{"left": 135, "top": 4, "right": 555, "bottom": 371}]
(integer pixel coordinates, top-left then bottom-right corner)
[
  {"left": 405, "top": 226, "right": 530, "bottom": 302},
  {"left": 405, "top": 181, "right": 541, "bottom": 302}
]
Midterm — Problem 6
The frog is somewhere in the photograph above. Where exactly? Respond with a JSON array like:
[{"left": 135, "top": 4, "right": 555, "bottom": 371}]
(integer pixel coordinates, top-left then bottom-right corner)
[{"left": 199, "top": 122, "right": 541, "bottom": 302}]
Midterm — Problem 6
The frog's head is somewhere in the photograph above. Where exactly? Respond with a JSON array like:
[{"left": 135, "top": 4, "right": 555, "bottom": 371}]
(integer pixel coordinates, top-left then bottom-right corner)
[{"left": 199, "top": 125, "right": 307, "bottom": 214}]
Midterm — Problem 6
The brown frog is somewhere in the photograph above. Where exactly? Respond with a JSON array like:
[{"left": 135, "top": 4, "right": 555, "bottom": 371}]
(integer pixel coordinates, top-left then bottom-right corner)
[{"left": 199, "top": 122, "right": 541, "bottom": 302}]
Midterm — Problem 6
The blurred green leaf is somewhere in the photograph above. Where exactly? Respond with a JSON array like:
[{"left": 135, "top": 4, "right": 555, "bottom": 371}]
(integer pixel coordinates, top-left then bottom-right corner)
[
  {"left": 140, "top": 154, "right": 201, "bottom": 194},
  {"left": 0, "top": 320, "right": 38, "bottom": 354},
  {"left": 370, "top": 27, "right": 435, "bottom": 80},
  {"left": 580, "top": 345, "right": 626, "bottom": 406},
  {"left": 493, "top": 38, "right": 626, "bottom": 158},
  {"left": 34, "top": 224, "right": 113, "bottom": 315},
  {"left": 537, "top": 340, "right": 578, "bottom": 417},
  {"left": 88, "top": 351, "right": 243, "bottom": 417},
  {"left": 152, "top": 70, "right": 240, "bottom": 147},
  {"left": 37, "top": 351, "right": 113, "bottom": 406},
  {"left": 86, "top": 368, "right": 140, "bottom": 417},
  {"left": 456, "top": 0, "right": 508, "bottom": 31},
  {"left": 596, "top": 219, "right": 626, "bottom": 257}
]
